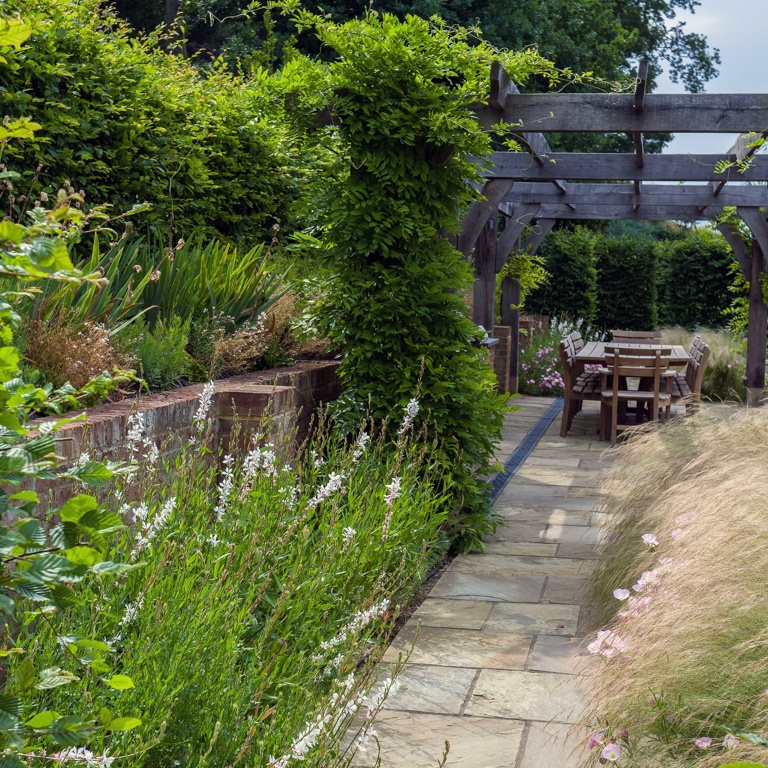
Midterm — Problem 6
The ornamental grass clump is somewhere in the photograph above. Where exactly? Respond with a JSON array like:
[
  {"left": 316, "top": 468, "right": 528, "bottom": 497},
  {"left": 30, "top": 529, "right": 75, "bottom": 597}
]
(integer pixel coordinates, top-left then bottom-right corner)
[
  {"left": 19, "top": 396, "right": 448, "bottom": 767},
  {"left": 582, "top": 408, "right": 768, "bottom": 767}
]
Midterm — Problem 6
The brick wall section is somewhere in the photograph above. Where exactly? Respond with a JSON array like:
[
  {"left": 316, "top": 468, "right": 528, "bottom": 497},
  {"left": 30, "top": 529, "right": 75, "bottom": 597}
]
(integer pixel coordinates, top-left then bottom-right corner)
[
  {"left": 27, "top": 361, "right": 341, "bottom": 510},
  {"left": 494, "top": 326, "right": 512, "bottom": 394}
]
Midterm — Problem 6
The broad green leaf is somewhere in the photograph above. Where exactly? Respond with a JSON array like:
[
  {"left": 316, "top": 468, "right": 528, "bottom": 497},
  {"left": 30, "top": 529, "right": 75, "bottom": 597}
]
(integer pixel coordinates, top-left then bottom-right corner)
[
  {"left": 0, "top": 696, "right": 22, "bottom": 717},
  {"left": 59, "top": 494, "right": 97, "bottom": 523},
  {"left": 9, "top": 491, "right": 38, "bottom": 503},
  {"left": 97, "top": 707, "right": 113, "bottom": 725},
  {"left": 104, "top": 675, "right": 135, "bottom": 690},
  {"left": 106, "top": 716, "right": 141, "bottom": 731},
  {"left": 18, "top": 554, "right": 87, "bottom": 585},
  {"left": 0, "top": 593, "right": 14, "bottom": 616},
  {"left": 0, "top": 20, "right": 33, "bottom": 50},
  {"left": 25, "top": 710, "right": 59, "bottom": 728},
  {"left": 63, "top": 546, "right": 102, "bottom": 567},
  {"left": 720, "top": 763, "right": 768, "bottom": 768},
  {"left": 0, "top": 222, "right": 24, "bottom": 246},
  {"left": 0, "top": 347, "right": 20, "bottom": 381}
]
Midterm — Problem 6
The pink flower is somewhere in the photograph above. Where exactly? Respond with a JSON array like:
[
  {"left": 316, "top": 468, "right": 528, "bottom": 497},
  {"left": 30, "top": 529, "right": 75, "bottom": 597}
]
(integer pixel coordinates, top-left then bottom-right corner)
[
  {"left": 588, "top": 629, "right": 629, "bottom": 656},
  {"left": 671, "top": 528, "right": 685, "bottom": 539},
  {"left": 588, "top": 729, "right": 606, "bottom": 750},
  {"left": 632, "top": 569, "right": 659, "bottom": 593},
  {"left": 601, "top": 743, "right": 621, "bottom": 762},
  {"left": 722, "top": 734, "right": 739, "bottom": 749},
  {"left": 613, "top": 588, "right": 630, "bottom": 601},
  {"left": 695, "top": 737, "right": 712, "bottom": 749},
  {"left": 641, "top": 533, "right": 659, "bottom": 548}
]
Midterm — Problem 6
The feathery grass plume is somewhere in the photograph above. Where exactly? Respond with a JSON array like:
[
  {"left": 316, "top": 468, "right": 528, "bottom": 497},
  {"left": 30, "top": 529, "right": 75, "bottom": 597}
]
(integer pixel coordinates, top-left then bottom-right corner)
[{"left": 583, "top": 407, "right": 768, "bottom": 767}]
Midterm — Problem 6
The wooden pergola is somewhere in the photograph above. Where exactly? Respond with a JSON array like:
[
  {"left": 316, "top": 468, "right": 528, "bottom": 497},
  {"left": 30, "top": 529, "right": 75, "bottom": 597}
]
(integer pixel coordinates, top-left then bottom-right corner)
[{"left": 461, "top": 61, "right": 768, "bottom": 404}]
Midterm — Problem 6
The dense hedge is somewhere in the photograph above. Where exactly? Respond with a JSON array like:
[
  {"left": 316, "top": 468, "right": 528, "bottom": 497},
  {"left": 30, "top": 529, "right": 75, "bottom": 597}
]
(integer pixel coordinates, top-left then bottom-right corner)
[
  {"left": 657, "top": 228, "right": 734, "bottom": 328},
  {"left": 596, "top": 235, "right": 658, "bottom": 331},
  {"left": 0, "top": 0, "right": 293, "bottom": 243},
  {"left": 525, "top": 226, "right": 598, "bottom": 322}
]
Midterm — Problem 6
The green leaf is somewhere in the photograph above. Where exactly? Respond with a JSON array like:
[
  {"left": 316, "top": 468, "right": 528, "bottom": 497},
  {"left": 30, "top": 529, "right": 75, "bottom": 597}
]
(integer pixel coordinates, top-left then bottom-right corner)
[
  {"left": 0, "top": 347, "right": 20, "bottom": 382},
  {"left": 0, "top": 696, "right": 22, "bottom": 717},
  {"left": 719, "top": 763, "right": 768, "bottom": 768},
  {"left": 0, "top": 222, "right": 24, "bottom": 246},
  {"left": 9, "top": 491, "right": 38, "bottom": 504},
  {"left": 0, "top": 593, "right": 14, "bottom": 616},
  {"left": 11, "top": 658, "right": 34, "bottom": 692},
  {"left": 0, "top": 20, "right": 33, "bottom": 50},
  {"left": 106, "top": 717, "right": 142, "bottom": 732},
  {"left": 63, "top": 546, "right": 102, "bottom": 567},
  {"left": 97, "top": 707, "right": 113, "bottom": 725},
  {"left": 59, "top": 494, "right": 97, "bottom": 523},
  {"left": 34, "top": 668, "right": 79, "bottom": 690},
  {"left": 25, "top": 710, "right": 59, "bottom": 728},
  {"left": 104, "top": 674, "right": 135, "bottom": 690}
]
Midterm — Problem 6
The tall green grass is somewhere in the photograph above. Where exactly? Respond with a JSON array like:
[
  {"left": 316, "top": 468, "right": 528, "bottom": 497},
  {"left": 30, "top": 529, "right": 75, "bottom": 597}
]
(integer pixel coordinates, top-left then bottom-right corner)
[{"left": 16, "top": 398, "right": 447, "bottom": 766}]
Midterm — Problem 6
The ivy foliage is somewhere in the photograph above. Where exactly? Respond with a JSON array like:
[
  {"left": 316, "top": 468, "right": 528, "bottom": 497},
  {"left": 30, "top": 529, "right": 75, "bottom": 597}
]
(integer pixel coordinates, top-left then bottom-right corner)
[
  {"left": 282, "top": 12, "right": 557, "bottom": 549},
  {"left": 0, "top": 0, "right": 293, "bottom": 243}
]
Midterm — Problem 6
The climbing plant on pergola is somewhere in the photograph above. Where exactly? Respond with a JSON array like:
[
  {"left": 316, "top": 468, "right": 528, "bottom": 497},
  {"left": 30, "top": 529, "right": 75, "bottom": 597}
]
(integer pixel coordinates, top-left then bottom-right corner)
[{"left": 461, "top": 61, "right": 768, "bottom": 404}]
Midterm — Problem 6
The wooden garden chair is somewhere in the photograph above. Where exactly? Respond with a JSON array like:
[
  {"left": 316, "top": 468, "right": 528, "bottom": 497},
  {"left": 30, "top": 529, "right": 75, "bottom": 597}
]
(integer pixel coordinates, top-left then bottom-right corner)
[
  {"left": 670, "top": 337, "right": 710, "bottom": 413},
  {"left": 557, "top": 339, "right": 601, "bottom": 436},
  {"left": 610, "top": 329, "right": 662, "bottom": 344},
  {"left": 567, "top": 331, "right": 585, "bottom": 352},
  {"left": 600, "top": 349, "right": 671, "bottom": 444}
]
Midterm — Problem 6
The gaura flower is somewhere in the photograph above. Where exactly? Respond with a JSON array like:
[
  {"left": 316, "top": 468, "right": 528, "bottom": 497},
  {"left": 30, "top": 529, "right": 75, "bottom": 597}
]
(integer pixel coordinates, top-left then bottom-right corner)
[{"left": 695, "top": 737, "right": 712, "bottom": 749}]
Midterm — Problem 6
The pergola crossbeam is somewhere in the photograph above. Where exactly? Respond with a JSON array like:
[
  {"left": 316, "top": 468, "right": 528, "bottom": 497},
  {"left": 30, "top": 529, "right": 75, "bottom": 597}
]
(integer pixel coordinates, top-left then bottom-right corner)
[
  {"left": 475, "top": 93, "right": 768, "bottom": 133},
  {"left": 480, "top": 152, "right": 768, "bottom": 182},
  {"left": 501, "top": 182, "right": 768, "bottom": 208}
]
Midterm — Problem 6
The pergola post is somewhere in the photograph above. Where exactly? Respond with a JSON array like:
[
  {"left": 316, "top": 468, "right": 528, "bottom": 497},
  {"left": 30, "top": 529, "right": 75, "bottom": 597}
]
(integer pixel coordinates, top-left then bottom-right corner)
[
  {"left": 501, "top": 274, "right": 521, "bottom": 394},
  {"left": 746, "top": 240, "right": 767, "bottom": 406},
  {"left": 472, "top": 217, "right": 497, "bottom": 331}
]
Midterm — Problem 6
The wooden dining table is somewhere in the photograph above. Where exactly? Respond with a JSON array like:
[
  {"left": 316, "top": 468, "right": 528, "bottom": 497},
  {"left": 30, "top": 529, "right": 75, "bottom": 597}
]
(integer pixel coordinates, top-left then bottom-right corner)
[{"left": 575, "top": 341, "right": 692, "bottom": 368}]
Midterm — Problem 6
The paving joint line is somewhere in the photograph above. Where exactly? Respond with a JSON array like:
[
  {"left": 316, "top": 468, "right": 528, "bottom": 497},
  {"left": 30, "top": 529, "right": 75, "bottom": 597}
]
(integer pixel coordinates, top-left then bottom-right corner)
[{"left": 489, "top": 397, "right": 564, "bottom": 502}]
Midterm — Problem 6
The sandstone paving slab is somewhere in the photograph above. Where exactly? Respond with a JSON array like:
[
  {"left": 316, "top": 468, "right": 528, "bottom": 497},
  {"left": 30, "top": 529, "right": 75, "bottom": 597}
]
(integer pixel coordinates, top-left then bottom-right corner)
[
  {"left": 384, "top": 664, "right": 477, "bottom": 715},
  {"left": 352, "top": 711, "right": 525, "bottom": 768},
  {"left": 513, "top": 469, "right": 602, "bottom": 488},
  {"left": 544, "top": 525, "right": 600, "bottom": 545},
  {"left": 496, "top": 483, "right": 571, "bottom": 500},
  {"left": 483, "top": 541, "right": 558, "bottom": 556},
  {"left": 429, "top": 569, "right": 546, "bottom": 603},
  {"left": 524, "top": 456, "right": 583, "bottom": 468},
  {"left": 465, "top": 670, "right": 585, "bottom": 723},
  {"left": 519, "top": 721, "right": 591, "bottom": 768},
  {"left": 542, "top": 577, "right": 588, "bottom": 604},
  {"left": 566, "top": 486, "right": 608, "bottom": 498},
  {"left": 411, "top": 598, "right": 494, "bottom": 630},
  {"left": 483, "top": 603, "right": 580, "bottom": 636},
  {"left": 455, "top": 554, "right": 595, "bottom": 579},
  {"left": 384, "top": 625, "right": 531, "bottom": 669},
  {"left": 528, "top": 635, "right": 594, "bottom": 675},
  {"left": 499, "top": 508, "right": 591, "bottom": 527},
  {"left": 484, "top": 521, "right": 547, "bottom": 542}
]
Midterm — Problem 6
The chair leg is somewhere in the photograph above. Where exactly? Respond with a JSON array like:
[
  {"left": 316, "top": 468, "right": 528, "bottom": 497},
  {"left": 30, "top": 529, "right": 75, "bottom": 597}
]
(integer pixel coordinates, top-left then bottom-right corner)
[{"left": 560, "top": 396, "right": 572, "bottom": 437}]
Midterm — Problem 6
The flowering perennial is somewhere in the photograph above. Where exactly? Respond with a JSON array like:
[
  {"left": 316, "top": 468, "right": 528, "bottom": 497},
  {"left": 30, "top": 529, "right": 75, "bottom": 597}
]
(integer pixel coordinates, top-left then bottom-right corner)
[{"left": 397, "top": 399, "right": 419, "bottom": 436}]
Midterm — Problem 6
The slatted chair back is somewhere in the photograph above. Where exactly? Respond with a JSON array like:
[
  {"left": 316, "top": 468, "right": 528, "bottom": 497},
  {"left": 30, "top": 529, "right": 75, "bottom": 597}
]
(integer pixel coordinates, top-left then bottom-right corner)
[
  {"left": 602, "top": 349, "right": 671, "bottom": 443},
  {"left": 557, "top": 339, "right": 576, "bottom": 388},
  {"left": 610, "top": 329, "right": 662, "bottom": 344},
  {"left": 567, "top": 331, "right": 585, "bottom": 352},
  {"left": 685, "top": 338, "right": 710, "bottom": 400}
]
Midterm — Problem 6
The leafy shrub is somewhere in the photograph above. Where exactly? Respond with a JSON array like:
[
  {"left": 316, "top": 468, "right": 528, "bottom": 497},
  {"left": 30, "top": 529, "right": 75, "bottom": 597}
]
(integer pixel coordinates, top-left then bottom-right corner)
[
  {"left": 136, "top": 316, "right": 190, "bottom": 390},
  {"left": 0, "top": 0, "right": 294, "bottom": 243},
  {"left": 525, "top": 226, "right": 599, "bottom": 323},
  {"left": 283, "top": 12, "right": 557, "bottom": 548},
  {"left": 657, "top": 228, "right": 734, "bottom": 328},
  {"left": 596, "top": 235, "right": 658, "bottom": 331},
  {"left": 21, "top": 402, "right": 449, "bottom": 766},
  {"left": 583, "top": 410, "right": 768, "bottom": 767}
]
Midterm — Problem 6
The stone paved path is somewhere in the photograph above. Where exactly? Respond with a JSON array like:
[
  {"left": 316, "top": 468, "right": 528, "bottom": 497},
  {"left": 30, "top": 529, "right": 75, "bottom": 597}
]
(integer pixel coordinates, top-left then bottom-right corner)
[{"left": 361, "top": 396, "right": 612, "bottom": 768}]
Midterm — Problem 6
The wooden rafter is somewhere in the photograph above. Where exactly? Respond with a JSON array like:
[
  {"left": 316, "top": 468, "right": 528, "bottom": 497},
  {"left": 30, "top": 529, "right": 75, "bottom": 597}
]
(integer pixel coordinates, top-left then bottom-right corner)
[
  {"left": 480, "top": 152, "right": 768, "bottom": 182},
  {"left": 504, "top": 202, "right": 725, "bottom": 221},
  {"left": 712, "top": 131, "right": 768, "bottom": 198},
  {"left": 490, "top": 62, "right": 570, "bottom": 198},
  {"left": 475, "top": 93, "right": 768, "bottom": 133},
  {"left": 502, "top": 182, "right": 768, "bottom": 208},
  {"left": 458, "top": 178, "right": 514, "bottom": 256},
  {"left": 632, "top": 59, "right": 648, "bottom": 197}
]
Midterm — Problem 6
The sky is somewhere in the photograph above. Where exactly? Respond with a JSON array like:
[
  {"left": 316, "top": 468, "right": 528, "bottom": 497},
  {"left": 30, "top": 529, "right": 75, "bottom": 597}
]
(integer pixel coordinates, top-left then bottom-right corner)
[{"left": 655, "top": 0, "right": 767, "bottom": 155}]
